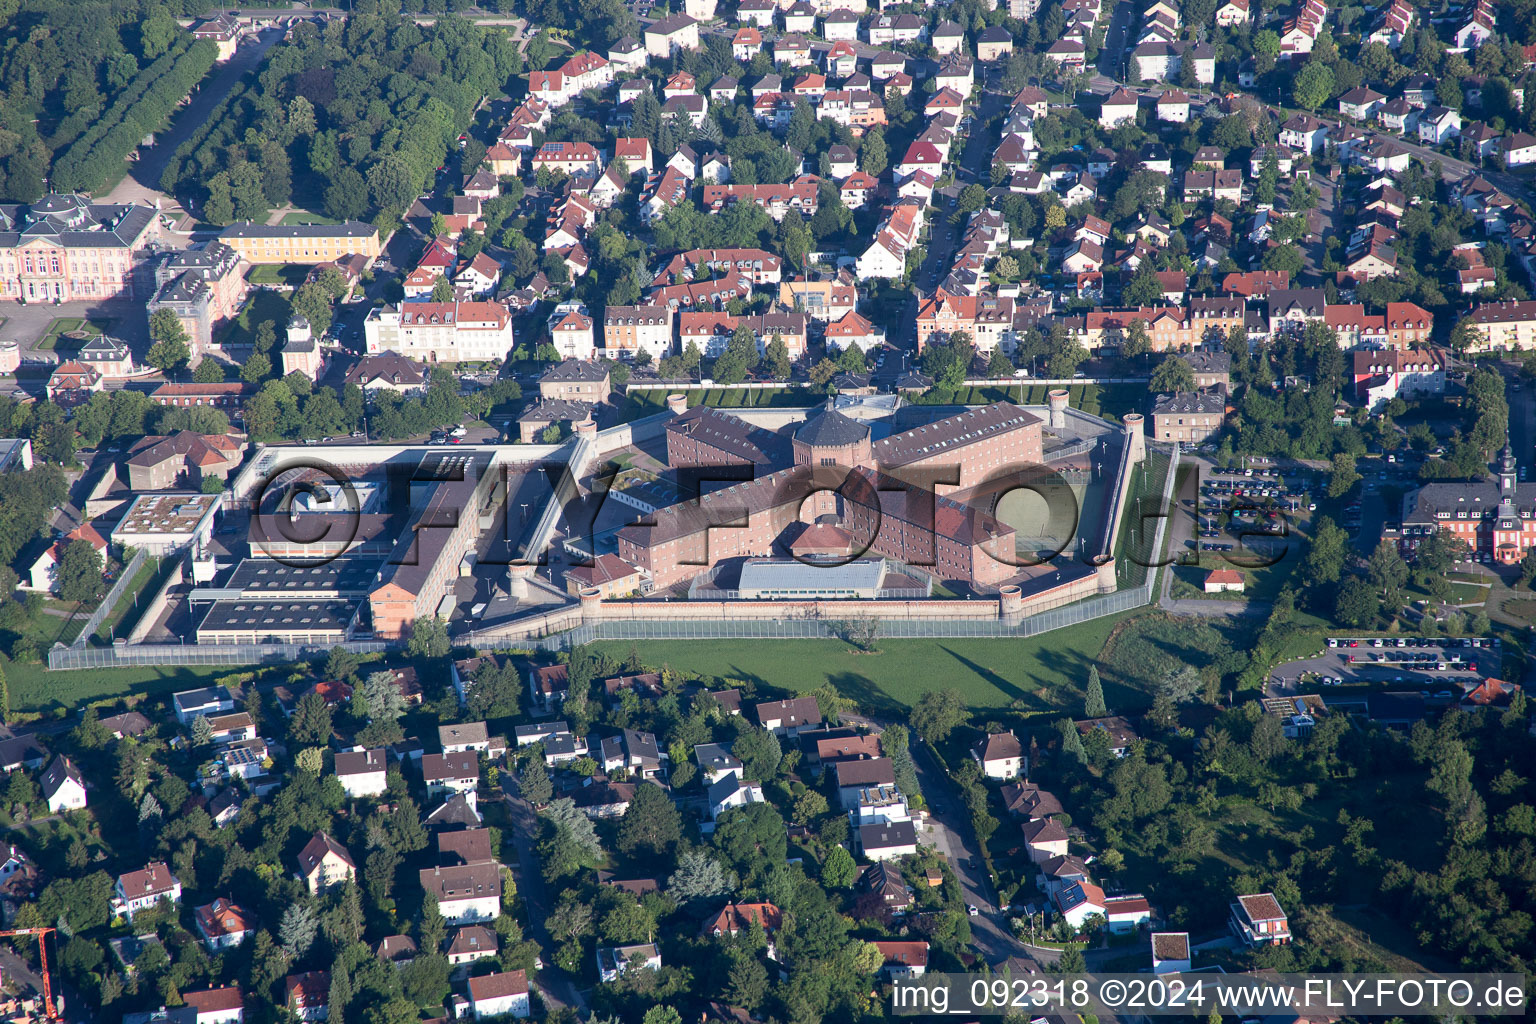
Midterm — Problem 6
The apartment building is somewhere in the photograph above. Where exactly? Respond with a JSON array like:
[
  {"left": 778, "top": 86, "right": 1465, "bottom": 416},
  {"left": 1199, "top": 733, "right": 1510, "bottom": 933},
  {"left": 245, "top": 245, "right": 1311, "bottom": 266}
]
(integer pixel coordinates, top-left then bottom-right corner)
[
  {"left": 364, "top": 301, "right": 514, "bottom": 363},
  {"left": 217, "top": 221, "right": 380, "bottom": 265}
]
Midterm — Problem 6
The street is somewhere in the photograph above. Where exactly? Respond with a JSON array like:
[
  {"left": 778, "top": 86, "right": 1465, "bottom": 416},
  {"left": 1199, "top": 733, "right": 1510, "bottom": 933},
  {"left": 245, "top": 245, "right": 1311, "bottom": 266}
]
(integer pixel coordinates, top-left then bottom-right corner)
[{"left": 499, "top": 773, "right": 590, "bottom": 1014}]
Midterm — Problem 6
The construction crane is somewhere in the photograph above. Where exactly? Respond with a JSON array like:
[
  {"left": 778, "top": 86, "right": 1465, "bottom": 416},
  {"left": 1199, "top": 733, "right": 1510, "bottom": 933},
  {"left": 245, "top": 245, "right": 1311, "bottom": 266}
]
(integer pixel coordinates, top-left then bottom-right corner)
[{"left": 0, "top": 926, "right": 59, "bottom": 1021}]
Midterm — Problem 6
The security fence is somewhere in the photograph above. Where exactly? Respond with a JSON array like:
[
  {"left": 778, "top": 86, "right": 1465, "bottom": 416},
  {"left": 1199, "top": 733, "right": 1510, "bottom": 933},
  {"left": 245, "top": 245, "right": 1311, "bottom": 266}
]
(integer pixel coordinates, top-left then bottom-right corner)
[
  {"left": 48, "top": 639, "right": 389, "bottom": 671},
  {"left": 45, "top": 447, "right": 1180, "bottom": 670},
  {"left": 520, "top": 445, "right": 1182, "bottom": 653},
  {"left": 74, "top": 549, "right": 150, "bottom": 647}
]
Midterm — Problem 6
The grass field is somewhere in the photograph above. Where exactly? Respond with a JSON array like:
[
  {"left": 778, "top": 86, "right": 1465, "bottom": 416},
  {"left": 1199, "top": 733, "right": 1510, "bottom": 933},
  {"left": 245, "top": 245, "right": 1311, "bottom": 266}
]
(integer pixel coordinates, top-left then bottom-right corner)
[
  {"left": 93, "top": 556, "right": 160, "bottom": 644},
  {"left": 595, "top": 616, "right": 1135, "bottom": 715},
  {"left": 7, "top": 658, "right": 230, "bottom": 716},
  {"left": 38, "top": 316, "right": 109, "bottom": 351},
  {"left": 280, "top": 211, "right": 340, "bottom": 226},
  {"left": 217, "top": 289, "right": 291, "bottom": 348},
  {"left": 245, "top": 264, "right": 310, "bottom": 288}
]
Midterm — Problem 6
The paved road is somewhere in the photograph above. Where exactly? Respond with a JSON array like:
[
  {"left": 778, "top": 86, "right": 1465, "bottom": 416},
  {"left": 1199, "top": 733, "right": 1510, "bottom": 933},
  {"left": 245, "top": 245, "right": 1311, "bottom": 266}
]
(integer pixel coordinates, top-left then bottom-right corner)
[
  {"left": 499, "top": 775, "right": 589, "bottom": 1014},
  {"left": 907, "top": 739, "right": 1037, "bottom": 968},
  {"left": 105, "top": 28, "right": 285, "bottom": 213},
  {"left": 1097, "top": 0, "right": 1135, "bottom": 79}
]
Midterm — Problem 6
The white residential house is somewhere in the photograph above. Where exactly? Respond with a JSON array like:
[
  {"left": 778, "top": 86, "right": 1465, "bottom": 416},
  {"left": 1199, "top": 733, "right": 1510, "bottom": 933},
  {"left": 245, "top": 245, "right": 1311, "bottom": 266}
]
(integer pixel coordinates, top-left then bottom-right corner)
[
  {"left": 334, "top": 748, "right": 388, "bottom": 799},
  {"left": 1418, "top": 106, "right": 1461, "bottom": 145},
  {"left": 194, "top": 898, "right": 256, "bottom": 951},
  {"left": 39, "top": 755, "right": 86, "bottom": 813},
  {"left": 1099, "top": 88, "right": 1138, "bottom": 127},
  {"left": 859, "top": 821, "right": 919, "bottom": 861},
  {"left": 1151, "top": 932, "right": 1192, "bottom": 974},
  {"left": 113, "top": 862, "right": 182, "bottom": 920},
  {"left": 597, "top": 944, "right": 661, "bottom": 983},
  {"left": 468, "top": 971, "right": 530, "bottom": 1020},
  {"left": 174, "top": 686, "right": 235, "bottom": 725},
  {"left": 708, "top": 771, "right": 765, "bottom": 820},
  {"left": 970, "top": 732, "right": 1024, "bottom": 779},
  {"left": 420, "top": 862, "right": 502, "bottom": 924},
  {"left": 1053, "top": 880, "right": 1107, "bottom": 930}
]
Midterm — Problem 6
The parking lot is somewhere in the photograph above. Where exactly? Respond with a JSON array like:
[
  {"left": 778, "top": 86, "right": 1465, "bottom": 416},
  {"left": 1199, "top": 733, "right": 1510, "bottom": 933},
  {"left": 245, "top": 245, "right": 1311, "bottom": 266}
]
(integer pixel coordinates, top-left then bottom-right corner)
[
  {"left": 1192, "top": 464, "right": 1318, "bottom": 557},
  {"left": 1271, "top": 636, "right": 1502, "bottom": 694}
]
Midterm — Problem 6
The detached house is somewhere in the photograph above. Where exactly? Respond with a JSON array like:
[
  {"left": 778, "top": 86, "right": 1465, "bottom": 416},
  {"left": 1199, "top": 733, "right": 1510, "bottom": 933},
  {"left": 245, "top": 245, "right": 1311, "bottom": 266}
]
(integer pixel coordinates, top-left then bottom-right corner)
[
  {"left": 296, "top": 832, "right": 356, "bottom": 895},
  {"left": 194, "top": 898, "right": 255, "bottom": 950},
  {"left": 468, "top": 971, "right": 530, "bottom": 1020},
  {"left": 113, "top": 862, "right": 182, "bottom": 920},
  {"left": 420, "top": 862, "right": 502, "bottom": 924},
  {"left": 754, "top": 697, "right": 822, "bottom": 735},
  {"left": 40, "top": 755, "right": 86, "bottom": 813},
  {"left": 335, "top": 748, "right": 388, "bottom": 799},
  {"left": 971, "top": 732, "right": 1025, "bottom": 779},
  {"left": 1230, "top": 892, "right": 1292, "bottom": 946}
]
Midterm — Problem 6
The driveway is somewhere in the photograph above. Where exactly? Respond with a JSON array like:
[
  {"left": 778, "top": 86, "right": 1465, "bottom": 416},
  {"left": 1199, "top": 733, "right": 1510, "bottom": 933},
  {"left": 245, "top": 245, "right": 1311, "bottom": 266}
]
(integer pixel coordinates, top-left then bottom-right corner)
[{"left": 499, "top": 775, "right": 589, "bottom": 1014}]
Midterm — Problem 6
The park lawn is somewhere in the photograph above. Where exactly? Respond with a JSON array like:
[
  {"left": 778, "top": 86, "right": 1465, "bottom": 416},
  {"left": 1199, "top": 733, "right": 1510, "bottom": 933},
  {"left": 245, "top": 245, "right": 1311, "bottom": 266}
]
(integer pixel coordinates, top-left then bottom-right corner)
[
  {"left": 592, "top": 613, "right": 1136, "bottom": 715},
  {"left": 217, "top": 289, "right": 291, "bottom": 348},
  {"left": 5, "top": 657, "right": 231, "bottom": 716},
  {"left": 280, "top": 211, "right": 339, "bottom": 226},
  {"left": 246, "top": 263, "right": 310, "bottom": 287},
  {"left": 38, "top": 316, "right": 110, "bottom": 351}
]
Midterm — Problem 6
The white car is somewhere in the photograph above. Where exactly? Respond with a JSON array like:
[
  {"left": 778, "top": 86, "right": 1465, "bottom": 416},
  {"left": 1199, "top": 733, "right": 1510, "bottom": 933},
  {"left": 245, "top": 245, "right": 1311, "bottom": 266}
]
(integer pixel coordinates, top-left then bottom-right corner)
[
  {"left": 449, "top": 425, "right": 468, "bottom": 438},
  {"left": 967, "top": 904, "right": 980, "bottom": 917}
]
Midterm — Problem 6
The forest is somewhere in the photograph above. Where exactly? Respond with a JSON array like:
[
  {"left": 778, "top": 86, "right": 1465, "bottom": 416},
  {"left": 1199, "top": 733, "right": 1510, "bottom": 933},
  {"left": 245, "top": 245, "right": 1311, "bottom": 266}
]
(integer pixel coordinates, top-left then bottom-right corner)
[
  {"left": 0, "top": 0, "right": 211, "bottom": 202},
  {"left": 159, "top": 14, "right": 521, "bottom": 226}
]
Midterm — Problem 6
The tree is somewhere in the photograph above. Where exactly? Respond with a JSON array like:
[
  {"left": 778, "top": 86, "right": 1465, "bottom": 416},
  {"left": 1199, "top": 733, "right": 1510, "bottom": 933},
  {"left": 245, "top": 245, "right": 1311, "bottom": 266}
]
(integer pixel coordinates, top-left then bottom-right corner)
[
  {"left": 732, "top": 726, "right": 782, "bottom": 781},
  {"left": 726, "top": 954, "right": 769, "bottom": 1010},
  {"left": 1293, "top": 60, "right": 1336, "bottom": 111},
  {"left": 1084, "top": 666, "right": 1107, "bottom": 718},
  {"left": 407, "top": 616, "right": 450, "bottom": 659},
  {"left": 861, "top": 128, "right": 888, "bottom": 176},
  {"left": 1148, "top": 355, "right": 1196, "bottom": 394},
  {"left": 643, "top": 1008, "right": 683, "bottom": 1024},
  {"left": 713, "top": 325, "right": 759, "bottom": 385},
  {"left": 363, "top": 670, "right": 406, "bottom": 723},
  {"left": 1123, "top": 261, "right": 1164, "bottom": 306},
  {"left": 146, "top": 324, "right": 191, "bottom": 375},
  {"left": 240, "top": 352, "right": 271, "bottom": 385},
  {"left": 1327, "top": 453, "right": 1361, "bottom": 498},
  {"left": 763, "top": 334, "right": 793, "bottom": 379},
  {"left": 911, "top": 689, "right": 968, "bottom": 742},
  {"left": 667, "top": 849, "right": 736, "bottom": 903},
  {"left": 617, "top": 782, "right": 682, "bottom": 855},
  {"left": 55, "top": 538, "right": 104, "bottom": 603},
  {"left": 957, "top": 183, "right": 987, "bottom": 215},
  {"left": 543, "top": 798, "right": 603, "bottom": 858},
  {"left": 289, "top": 691, "right": 334, "bottom": 746},
  {"left": 821, "top": 844, "right": 857, "bottom": 887},
  {"left": 987, "top": 347, "right": 1014, "bottom": 378},
  {"left": 279, "top": 901, "right": 319, "bottom": 957},
  {"left": 1055, "top": 718, "right": 1086, "bottom": 763},
  {"left": 192, "top": 359, "right": 225, "bottom": 383},
  {"left": 1335, "top": 575, "right": 1379, "bottom": 628},
  {"left": 190, "top": 714, "right": 214, "bottom": 747},
  {"left": 519, "top": 757, "right": 553, "bottom": 806},
  {"left": 1366, "top": 538, "right": 1409, "bottom": 599},
  {"left": 430, "top": 276, "right": 454, "bottom": 302},
  {"left": 326, "top": 646, "right": 360, "bottom": 683}
]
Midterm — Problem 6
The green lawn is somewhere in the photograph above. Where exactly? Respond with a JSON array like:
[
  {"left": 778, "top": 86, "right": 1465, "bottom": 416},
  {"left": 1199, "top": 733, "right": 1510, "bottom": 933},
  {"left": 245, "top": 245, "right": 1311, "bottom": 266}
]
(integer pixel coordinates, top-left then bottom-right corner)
[
  {"left": 280, "top": 211, "right": 340, "bottom": 226},
  {"left": 93, "top": 556, "right": 160, "bottom": 644},
  {"left": 246, "top": 264, "right": 310, "bottom": 288},
  {"left": 6, "top": 659, "right": 232, "bottom": 716},
  {"left": 38, "top": 316, "right": 110, "bottom": 351},
  {"left": 217, "top": 289, "right": 291, "bottom": 348},
  {"left": 592, "top": 613, "right": 1134, "bottom": 716}
]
